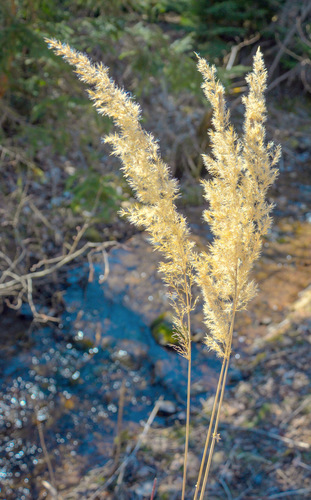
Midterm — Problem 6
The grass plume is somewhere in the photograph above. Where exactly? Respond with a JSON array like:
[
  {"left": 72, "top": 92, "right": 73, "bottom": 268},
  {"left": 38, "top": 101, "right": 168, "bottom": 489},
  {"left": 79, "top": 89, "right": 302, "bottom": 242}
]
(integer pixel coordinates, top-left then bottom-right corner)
[
  {"left": 194, "top": 49, "right": 280, "bottom": 499},
  {"left": 45, "top": 39, "right": 280, "bottom": 498},
  {"left": 45, "top": 39, "right": 196, "bottom": 360},
  {"left": 45, "top": 38, "right": 196, "bottom": 498},
  {"left": 195, "top": 49, "right": 280, "bottom": 359}
]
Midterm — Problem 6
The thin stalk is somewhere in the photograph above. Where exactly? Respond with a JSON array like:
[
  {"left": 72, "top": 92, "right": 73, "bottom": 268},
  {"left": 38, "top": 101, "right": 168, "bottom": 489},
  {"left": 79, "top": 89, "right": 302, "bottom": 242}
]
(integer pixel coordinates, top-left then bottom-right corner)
[
  {"left": 182, "top": 345, "right": 191, "bottom": 500},
  {"left": 114, "top": 379, "right": 126, "bottom": 464},
  {"left": 181, "top": 302, "right": 192, "bottom": 500},
  {"left": 198, "top": 287, "right": 238, "bottom": 500},
  {"left": 37, "top": 419, "right": 57, "bottom": 493},
  {"left": 198, "top": 355, "right": 230, "bottom": 500},
  {"left": 193, "top": 356, "right": 226, "bottom": 500}
]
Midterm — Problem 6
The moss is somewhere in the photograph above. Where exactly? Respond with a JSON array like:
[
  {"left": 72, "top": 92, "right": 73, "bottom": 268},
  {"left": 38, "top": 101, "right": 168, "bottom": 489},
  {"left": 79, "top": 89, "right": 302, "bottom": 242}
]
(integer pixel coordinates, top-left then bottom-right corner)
[
  {"left": 265, "top": 333, "right": 284, "bottom": 344},
  {"left": 276, "top": 236, "right": 288, "bottom": 244},
  {"left": 250, "top": 351, "right": 267, "bottom": 368},
  {"left": 159, "top": 493, "right": 170, "bottom": 500},
  {"left": 74, "top": 337, "right": 94, "bottom": 350},
  {"left": 252, "top": 403, "right": 271, "bottom": 426},
  {"left": 84, "top": 227, "right": 102, "bottom": 242},
  {"left": 151, "top": 313, "right": 178, "bottom": 347}
]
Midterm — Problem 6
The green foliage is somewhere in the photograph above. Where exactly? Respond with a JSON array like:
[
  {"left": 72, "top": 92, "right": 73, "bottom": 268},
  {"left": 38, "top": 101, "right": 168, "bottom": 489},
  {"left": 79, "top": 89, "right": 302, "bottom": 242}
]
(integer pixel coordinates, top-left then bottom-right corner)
[
  {"left": 119, "top": 24, "right": 200, "bottom": 95},
  {"left": 65, "top": 171, "right": 124, "bottom": 222},
  {"left": 1, "top": 0, "right": 307, "bottom": 244},
  {"left": 2, "top": 0, "right": 291, "bottom": 162},
  {"left": 181, "top": 0, "right": 285, "bottom": 49}
]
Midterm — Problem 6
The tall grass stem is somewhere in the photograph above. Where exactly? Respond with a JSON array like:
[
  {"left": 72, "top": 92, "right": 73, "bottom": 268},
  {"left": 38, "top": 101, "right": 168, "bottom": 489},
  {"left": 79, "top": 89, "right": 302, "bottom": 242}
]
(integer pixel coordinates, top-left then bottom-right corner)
[
  {"left": 182, "top": 301, "right": 192, "bottom": 500},
  {"left": 198, "top": 283, "right": 238, "bottom": 500},
  {"left": 193, "top": 357, "right": 226, "bottom": 500}
]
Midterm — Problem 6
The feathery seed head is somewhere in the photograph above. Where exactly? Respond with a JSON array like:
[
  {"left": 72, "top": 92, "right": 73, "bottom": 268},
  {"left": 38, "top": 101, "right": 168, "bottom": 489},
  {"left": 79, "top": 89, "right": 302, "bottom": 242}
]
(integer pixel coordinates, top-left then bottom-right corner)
[
  {"left": 196, "top": 48, "right": 280, "bottom": 357},
  {"left": 46, "top": 37, "right": 195, "bottom": 359}
]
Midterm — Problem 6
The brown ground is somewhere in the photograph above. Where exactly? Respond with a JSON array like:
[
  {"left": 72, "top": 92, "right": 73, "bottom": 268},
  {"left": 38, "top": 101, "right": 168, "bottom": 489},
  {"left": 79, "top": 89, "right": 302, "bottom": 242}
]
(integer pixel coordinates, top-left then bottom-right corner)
[{"left": 51, "top": 281, "right": 311, "bottom": 500}]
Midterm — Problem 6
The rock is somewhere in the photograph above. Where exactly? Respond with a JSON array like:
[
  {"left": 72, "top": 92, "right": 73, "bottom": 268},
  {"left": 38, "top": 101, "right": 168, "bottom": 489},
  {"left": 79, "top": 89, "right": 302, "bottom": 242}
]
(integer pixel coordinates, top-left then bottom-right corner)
[
  {"left": 136, "top": 465, "right": 155, "bottom": 478},
  {"left": 132, "top": 480, "right": 154, "bottom": 497},
  {"left": 169, "top": 453, "right": 183, "bottom": 472},
  {"left": 260, "top": 316, "right": 272, "bottom": 325},
  {"left": 111, "top": 339, "right": 148, "bottom": 370},
  {"left": 213, "top": 450, "right": 226, "bottom": 465},
  {"left": 228, "top": 367, "right": 243, "bottom": 383},
  {"left": 158, "top": 400, "right": 177, "bottom": 415},
  {"left": 292, "top": 371, "right": 309, "bottom": 390},
  {"left": 158, "top": 477, "right": 183, "bottom": 497},
  {"left": 235, "top": 381, "right": 252, "bottom": 397}
]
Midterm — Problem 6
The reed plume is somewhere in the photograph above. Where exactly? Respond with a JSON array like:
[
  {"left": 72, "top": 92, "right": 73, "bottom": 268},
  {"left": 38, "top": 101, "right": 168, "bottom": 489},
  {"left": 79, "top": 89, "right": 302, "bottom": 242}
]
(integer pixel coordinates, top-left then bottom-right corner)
[
  {"left": 45, "top": 38, "right": 196, "bottom": 499},
  {"left": 45, "top": 39, "right": 280, "bottom": 498},
  {"left": 195, "top": 49, "right": 280, "bottom": 359},
  {"left": 45, "top": 39, "right": 196, "bottom": 358},
  {"left": 193, "top": 49, "right": 280, "bottom": 499}
]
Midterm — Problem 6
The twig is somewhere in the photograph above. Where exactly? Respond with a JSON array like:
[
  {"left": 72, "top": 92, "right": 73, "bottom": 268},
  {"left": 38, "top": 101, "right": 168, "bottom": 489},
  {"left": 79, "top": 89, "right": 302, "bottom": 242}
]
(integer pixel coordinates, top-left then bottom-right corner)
[
  {"left": 267, "top": 487, "right": 311, "bottom": 499},
  {"left": 0, "top": 241, "right": 116, "bottom": 294},
  {"left": 268, "top": 2, "right": 311, "bottom": 82},
  {"left": 86, "top": 244, "right": 111, "bottom": 283},
  {"left": 0, "top": 144, "right": 39, "bottom": 172},
  {"left": 12, "top": 190, "right": 30, "bottom": 229},
  {"left": 87, "top": 249, "right": 95, "bottom": 283},
  {"left": 150, "top": 477, "right": 157, "bottom": 500},
  {"left": 31, "top": 254, "right": 68, "bottom": 271},
  {"left": 234, "top": 485, "right": 252, "bottom": 500},
  {"left": 89, "top": 396, "right": 163, "bottom": 499},
  {"left": 293, "top": 457, "right": 311, "bottom": 472},
  {"left": 68, "top": 221, "right": 90, "bottom": 257},
  {"left": 280, "top": 395, "right": 311, "bottom": 428},
  {"left": 297, "top": 13, "right": 311, "bottom": 49},
  {"left": 132, "top": 396, "right": 163, "bottom": 456},
  {"left": 0, "top": 248, "right": 26, "bottom": 283},
  {"left": 0, "top": 250, "right": 13, "bottom": 267},
  {"left": 223, "top": 424, "right": 310, "bottom": 451},
  {"left": 99, "top": 249, "right": 109, "bottom": 283},
  {"left": 115, "top": 443, "right": 131, "bottom": 489},
  {"left": 219, "top": 477, "right": 233, "bottom": 500},
  {"left": 28, "top": 199, "right": 57, "bottom": 233},
  {"left": 37, "top": 419, "right": 58, "bottom": 497},
  {"left": 42, "top": 481, "right": 59, "bottom": 499},
  {"left": 114, "top": 379, "right": 126, "bottom": 465},
  {"left": 27, "top": 276, "right": 37, "bottom": 318},
  {"left": 26, "top": 276, "right": 59, "bottom": 322},
  {"left": 68, "top": 183, "right": 102, "bottom": 258},
  {"left": 268, "top": 65, "right": 300, "bottom": 92},
  {"left": 5, "top": 288, "right": 24, "bottom": 310},
  {"left": 1, "top": 239, "right": 116, "bottom": 321},
  {"left": 220, "top": 443, "right": 238, "bottom": 480},
  {"left": 225, "top": 34, "right": 260, "bottom": 70},
  {"left": 268, "top": 18, "right": 298, "bottom": 82}
]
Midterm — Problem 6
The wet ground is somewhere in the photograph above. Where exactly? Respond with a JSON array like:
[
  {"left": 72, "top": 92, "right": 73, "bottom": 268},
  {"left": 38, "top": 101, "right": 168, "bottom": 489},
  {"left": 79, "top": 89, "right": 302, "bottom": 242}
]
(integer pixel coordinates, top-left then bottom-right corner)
[{"left": 0, "top": 256, "right": 221, "bottom": 499}]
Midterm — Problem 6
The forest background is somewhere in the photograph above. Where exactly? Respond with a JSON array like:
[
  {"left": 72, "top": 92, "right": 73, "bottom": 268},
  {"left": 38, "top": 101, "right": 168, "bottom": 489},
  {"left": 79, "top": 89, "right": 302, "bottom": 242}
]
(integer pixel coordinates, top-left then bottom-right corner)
[
  {"left": 1, "top": 1, "right": 311, "bottom": 499},
  {"left": 1, "top": 0, "right": 311, "bottom": 313}
]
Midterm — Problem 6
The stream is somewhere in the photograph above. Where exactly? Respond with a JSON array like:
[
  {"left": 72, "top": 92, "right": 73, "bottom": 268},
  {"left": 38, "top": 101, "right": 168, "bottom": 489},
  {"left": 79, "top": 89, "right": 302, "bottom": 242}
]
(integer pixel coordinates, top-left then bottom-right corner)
[{"left": 0, "top": 246, "right": 220, "bottom": 500}]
